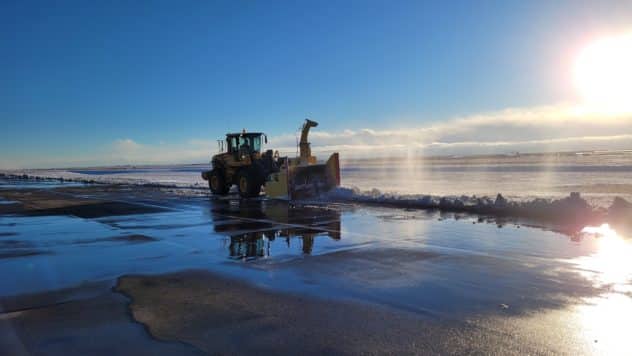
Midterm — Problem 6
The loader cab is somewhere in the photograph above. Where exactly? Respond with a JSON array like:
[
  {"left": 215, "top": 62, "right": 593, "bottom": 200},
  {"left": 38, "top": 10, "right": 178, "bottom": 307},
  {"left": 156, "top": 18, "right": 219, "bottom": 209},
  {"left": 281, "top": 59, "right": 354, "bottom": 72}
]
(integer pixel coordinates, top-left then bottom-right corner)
[{"left": 226, "top": 132, "right": 267, "bottom": 161}]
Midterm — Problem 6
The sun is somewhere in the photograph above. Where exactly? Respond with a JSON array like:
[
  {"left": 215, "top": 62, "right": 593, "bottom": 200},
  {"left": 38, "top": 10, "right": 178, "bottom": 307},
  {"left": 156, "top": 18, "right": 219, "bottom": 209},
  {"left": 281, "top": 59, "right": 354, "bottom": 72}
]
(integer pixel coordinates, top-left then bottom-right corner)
[{"left": 574, "top": 33, "right": 632, "bottom": 114}]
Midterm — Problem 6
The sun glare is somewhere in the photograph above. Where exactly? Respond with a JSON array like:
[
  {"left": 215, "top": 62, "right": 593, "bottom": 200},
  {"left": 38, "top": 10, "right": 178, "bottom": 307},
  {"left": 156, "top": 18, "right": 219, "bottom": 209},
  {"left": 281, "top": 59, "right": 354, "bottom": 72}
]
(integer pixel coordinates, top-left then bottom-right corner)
[
  {"left": 577, "top": 224, "right": 632, "bottom": 292},
  {"left": 572, "top": 224, "right": 632, "bottom": 354},
  {"left": 574, "top": 33, "right": 632, "bottom": 114}
]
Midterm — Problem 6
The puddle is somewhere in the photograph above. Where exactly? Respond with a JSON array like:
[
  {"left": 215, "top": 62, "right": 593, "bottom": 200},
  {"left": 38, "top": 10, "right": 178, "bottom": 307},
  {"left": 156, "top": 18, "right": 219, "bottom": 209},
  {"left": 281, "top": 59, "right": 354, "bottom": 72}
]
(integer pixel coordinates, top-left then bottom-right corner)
[
  {"left": 1, "top": 183, "right": 631, "bottom": 355},
  {"left": 0, "top": 185, "right": 626, "bottom": 323},
  {"left": 73, "top": 234, "right": 158, "bottom": 245}
]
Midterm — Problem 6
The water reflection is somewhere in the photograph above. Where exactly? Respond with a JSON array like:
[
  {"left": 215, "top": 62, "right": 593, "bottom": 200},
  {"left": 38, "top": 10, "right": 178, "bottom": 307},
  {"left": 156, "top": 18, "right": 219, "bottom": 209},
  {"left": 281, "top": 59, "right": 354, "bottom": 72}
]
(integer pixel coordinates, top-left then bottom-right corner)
[
  {"left": 209, "top": 199, "right": 341, "bottom": 261},
  {"left": 571, "top": 224, "right": 632, "bottom": 355},
  {"left": 576, "top": 292, "right": 632, "bottom": 356},
  {"left": 576, "top": 224, "right": 632, "bottom": 292}
]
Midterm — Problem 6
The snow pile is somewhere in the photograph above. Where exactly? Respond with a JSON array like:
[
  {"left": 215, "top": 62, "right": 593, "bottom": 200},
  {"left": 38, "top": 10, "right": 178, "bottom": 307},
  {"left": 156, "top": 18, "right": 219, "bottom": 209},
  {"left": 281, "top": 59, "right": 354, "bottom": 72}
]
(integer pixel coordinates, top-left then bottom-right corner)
[
  {"left": 326, "top": 186, "right": 631, "bottom": 228},
  {"left": 0, "top": 170, "right": 208, "bottom": 190},
  {"left": 607, "top": 197, "right": 632, "bottom": 227},
  {"left": 3, "top": 169, "right": 632, "bottom": 229}
]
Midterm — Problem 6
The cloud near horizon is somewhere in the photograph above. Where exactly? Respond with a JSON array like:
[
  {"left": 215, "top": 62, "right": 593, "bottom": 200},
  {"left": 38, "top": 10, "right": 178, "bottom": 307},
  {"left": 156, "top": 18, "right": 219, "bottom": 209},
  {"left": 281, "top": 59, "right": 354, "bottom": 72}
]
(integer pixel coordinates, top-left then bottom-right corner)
[
  {"left": 268, "top": 103, "right": 632, "bottom": 157},
  {"left": 105, "top": 104, "right": 632, "bottom": 163},
  {"left": 4, "top": 103, "right": 632, "bottom": 169}
]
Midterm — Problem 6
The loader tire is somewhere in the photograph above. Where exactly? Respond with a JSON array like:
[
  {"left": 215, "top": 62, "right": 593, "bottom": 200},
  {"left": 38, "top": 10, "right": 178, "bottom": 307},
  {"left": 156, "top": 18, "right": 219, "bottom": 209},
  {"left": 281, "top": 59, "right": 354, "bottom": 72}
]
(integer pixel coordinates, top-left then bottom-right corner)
[
  {"left": 237, "top": 168, "right": 262, "bottom": 198},
  {"left": 209, "top": 169, "right": 229, "bottom": 195}
]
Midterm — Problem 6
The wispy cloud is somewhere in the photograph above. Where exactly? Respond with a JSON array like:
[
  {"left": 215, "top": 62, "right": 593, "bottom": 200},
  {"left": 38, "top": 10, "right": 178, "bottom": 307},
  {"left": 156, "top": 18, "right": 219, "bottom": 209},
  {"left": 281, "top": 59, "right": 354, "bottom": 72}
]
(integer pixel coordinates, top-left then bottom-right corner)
[
  {"left": 111, "top": 104, "right": 632, "bottom": 162},
  {"left": 268, "top": 104, "right": 632, "bottom": 157},
  {"left": 3, "top": 103, "right": 632, "bottom": 169}
]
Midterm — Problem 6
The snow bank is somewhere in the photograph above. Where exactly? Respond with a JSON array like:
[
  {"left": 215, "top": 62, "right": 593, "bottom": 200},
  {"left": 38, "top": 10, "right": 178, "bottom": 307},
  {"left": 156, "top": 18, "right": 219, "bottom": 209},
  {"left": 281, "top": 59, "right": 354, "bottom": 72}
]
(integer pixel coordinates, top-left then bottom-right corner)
[
  {"left": 0, "top": 170, "right": 208, "bottom": 190},
  {"left": 3, "top": 169, "right": 631, "bottom": 230},
  {"left": 325, "top": 186, "right": 632, "bottom": 229}
]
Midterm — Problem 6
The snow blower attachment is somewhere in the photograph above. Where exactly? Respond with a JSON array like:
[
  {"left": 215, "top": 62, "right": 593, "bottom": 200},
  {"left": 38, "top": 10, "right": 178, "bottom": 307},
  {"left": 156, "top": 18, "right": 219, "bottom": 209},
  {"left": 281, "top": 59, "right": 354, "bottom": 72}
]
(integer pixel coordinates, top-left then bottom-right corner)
[{"left": 201, "top": 119, "right": 340, "bottom": 200}]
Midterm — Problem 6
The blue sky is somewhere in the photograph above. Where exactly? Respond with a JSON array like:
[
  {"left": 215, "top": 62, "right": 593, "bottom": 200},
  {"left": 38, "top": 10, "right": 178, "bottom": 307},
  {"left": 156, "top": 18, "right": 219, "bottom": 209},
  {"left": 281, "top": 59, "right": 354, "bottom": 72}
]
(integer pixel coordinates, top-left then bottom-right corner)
[{"left": 2, "top": 1, "right": 632, "bottom": 168}]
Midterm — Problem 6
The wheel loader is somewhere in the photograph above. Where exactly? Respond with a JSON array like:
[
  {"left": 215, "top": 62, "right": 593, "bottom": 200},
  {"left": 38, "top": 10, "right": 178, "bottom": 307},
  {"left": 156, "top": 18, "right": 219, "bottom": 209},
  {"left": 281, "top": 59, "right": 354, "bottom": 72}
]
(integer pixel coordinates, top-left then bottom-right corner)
[{"left": 201, "top": 119, "right": 340, "bottom": 199}]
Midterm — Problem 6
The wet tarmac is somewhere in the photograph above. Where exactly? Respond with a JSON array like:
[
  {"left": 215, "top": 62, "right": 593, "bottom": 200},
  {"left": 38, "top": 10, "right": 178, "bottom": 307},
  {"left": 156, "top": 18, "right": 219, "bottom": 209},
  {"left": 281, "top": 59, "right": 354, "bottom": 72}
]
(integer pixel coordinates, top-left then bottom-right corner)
[{"left": 1, "top": 179, "right": 631, "bottom": 355}]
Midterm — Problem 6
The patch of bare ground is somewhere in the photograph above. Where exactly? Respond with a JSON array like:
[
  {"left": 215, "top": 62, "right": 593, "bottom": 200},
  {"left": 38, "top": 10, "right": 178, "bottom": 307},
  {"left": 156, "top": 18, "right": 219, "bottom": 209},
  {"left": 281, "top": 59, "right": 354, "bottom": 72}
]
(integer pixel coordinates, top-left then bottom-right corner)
[
  {"left": 115, "top": 270, "right": 561, "bottom": 355},
  {"left": 0, "top": 189, "right": 166, "bottom": 218}
]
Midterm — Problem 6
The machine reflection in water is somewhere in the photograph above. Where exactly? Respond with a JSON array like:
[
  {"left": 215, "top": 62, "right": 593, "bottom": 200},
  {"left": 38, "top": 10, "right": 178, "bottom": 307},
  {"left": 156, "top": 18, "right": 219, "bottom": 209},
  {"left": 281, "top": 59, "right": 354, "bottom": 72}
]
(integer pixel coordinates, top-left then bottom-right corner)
[
  {"left": 227, "top": 227, "right": 339, "bottom": 261},
  {"left": 209, "top": 198, "right": 341, "bottom": 261}
]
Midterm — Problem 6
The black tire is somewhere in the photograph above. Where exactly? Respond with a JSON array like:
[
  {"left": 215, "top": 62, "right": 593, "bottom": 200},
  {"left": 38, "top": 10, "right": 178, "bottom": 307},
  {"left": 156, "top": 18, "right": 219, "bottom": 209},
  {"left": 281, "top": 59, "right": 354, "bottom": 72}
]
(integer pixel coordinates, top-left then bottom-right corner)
[
  {"left": 236, "top": 168, "right": 262, "bottom": 198},
  {"left": 209, "top": 168, "right": 229, "bottom": 195}
]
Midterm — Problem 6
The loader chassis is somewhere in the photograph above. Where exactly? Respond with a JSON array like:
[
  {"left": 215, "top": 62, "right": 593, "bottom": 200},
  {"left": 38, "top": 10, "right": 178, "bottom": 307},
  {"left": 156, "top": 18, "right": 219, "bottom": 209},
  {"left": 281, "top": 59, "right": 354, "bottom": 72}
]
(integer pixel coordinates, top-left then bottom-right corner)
[
  {"left": 202, "top": 132, "right": 277, "bottom": 198},
  {"left": 202, "top": 120, "right": 340, "bottom": 199}
]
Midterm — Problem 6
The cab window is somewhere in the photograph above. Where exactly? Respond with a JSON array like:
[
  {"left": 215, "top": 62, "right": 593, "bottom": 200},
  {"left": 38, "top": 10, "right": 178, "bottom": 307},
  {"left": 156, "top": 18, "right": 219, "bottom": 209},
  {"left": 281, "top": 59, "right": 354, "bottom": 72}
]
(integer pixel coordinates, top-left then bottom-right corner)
[
  {"left": 228, "top": 137, "right": 238, "bottom": 153},
  {"left": 252, "top": 136, "right": 261, "bottom": 152},
  {"left": 238, "top": 136, "right": 249, "bottom": 148}
]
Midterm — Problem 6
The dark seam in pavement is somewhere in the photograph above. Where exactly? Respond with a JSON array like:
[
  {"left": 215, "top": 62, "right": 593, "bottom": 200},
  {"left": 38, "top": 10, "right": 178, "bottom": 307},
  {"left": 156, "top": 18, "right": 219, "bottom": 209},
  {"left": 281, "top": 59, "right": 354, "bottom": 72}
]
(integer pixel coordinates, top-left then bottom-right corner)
[{"left": 0, "top": 300, "right": 75, "bottom": 315}]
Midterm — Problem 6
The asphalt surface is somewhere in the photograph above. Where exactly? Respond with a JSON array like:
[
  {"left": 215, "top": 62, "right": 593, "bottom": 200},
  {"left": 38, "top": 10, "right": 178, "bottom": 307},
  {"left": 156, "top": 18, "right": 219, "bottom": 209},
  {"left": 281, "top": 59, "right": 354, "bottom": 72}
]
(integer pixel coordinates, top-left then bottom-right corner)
[{"left": 1, "top": 181, "right": 630, "bottom": 355}]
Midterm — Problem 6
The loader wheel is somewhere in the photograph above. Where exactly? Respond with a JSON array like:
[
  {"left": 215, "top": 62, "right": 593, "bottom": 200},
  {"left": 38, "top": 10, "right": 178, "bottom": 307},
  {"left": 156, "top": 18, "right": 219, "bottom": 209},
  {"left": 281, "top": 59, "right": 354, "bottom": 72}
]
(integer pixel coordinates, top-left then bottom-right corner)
[
  {"left": 237, "top": 169, "right": 262, "bottom": 198},
  {"left": 209, "top": 169, "right": 229, "bottom": 195}
]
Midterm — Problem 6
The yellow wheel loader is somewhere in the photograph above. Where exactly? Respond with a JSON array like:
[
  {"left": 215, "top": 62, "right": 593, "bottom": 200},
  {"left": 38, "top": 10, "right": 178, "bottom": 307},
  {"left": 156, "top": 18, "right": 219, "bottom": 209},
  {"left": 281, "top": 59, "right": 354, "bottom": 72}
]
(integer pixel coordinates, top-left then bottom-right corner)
[{"left": 201, "top": 119, "right": 340, "bottom": 199}]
